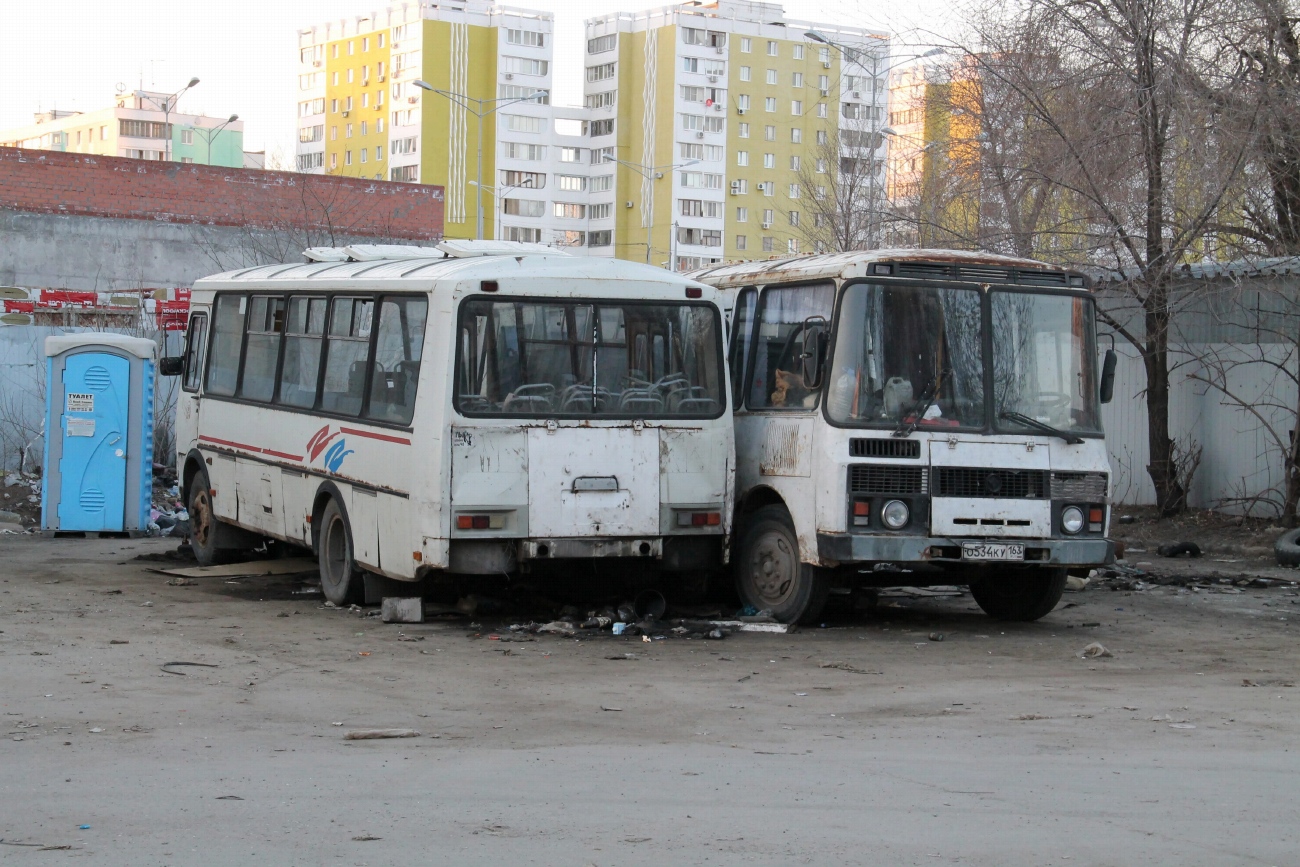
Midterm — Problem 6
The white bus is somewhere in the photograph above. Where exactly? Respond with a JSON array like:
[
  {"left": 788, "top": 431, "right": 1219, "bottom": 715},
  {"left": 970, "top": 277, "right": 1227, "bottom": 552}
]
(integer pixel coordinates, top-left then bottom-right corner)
[
  {"left": 165, "top": 242, "right": 733, "bottom": 604},
  {"left": 688, "top": 251, "right": 1117, "bottom": 624}
]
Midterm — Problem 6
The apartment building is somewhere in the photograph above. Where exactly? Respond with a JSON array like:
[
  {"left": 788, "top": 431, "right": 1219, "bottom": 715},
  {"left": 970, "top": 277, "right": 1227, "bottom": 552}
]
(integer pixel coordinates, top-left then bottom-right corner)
[
  {"left": 297, "top": 0, "right": 889, "bottom": 262},
  {"left": 0, "top": 91, "right": 246, "bottom": 167},
  {"left": 298, "top": 0, "right": 606, "bottom": 248},
  {"left": 584, "top": 1, "right": 889, "bottom": 270}
]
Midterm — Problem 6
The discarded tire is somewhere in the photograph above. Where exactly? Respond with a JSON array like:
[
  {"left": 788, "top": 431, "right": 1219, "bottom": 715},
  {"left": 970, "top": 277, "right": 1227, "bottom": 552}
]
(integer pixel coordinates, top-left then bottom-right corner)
[{"left": 1275, "top": 528, "right": 1300, "bottom": 567}]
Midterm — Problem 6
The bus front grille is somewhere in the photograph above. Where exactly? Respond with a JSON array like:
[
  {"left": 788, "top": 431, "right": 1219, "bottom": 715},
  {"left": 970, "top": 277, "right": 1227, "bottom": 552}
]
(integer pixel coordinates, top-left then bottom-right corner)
[
  {"left": 932, "top": 467, "right": 1048, "bottom": 499},
  {"left": 1050, "top": 472, "right": 1108, "bottom": 501},
  {"left": 849, "top": 465, "right": 928, "bottom": 495}
]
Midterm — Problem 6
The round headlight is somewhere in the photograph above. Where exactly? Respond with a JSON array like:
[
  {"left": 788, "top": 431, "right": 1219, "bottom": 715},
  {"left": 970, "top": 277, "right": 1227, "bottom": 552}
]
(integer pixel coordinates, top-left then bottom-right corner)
[
  {"left": 881, "top": 499, "right": 910, "bottom": 530},
  {"left": 1061, "top": 505, "right": 1085, "bottom": 535}
]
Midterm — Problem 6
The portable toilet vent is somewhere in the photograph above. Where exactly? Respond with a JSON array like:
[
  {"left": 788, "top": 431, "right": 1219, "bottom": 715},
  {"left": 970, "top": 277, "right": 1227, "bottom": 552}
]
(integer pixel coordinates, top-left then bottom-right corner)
[{"left": 42, "top": 334, "right": 156, "bottom": 535}]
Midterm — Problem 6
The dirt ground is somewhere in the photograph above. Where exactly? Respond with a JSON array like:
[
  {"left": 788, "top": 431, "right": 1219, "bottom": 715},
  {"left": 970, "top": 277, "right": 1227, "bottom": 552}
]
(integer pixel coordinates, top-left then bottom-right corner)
[{"left": 1, "top": 534, "right": 1297, "bottom": 866}]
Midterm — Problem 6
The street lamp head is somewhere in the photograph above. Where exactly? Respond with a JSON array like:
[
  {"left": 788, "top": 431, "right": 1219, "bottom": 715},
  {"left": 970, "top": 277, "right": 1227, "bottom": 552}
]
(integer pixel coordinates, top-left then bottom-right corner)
[
  {"left": 804, "top": 30, "right": 831, "bottom": 45},
  {"left": 919, "top": 48, "right": 945, "bottom": 59},
  {"left": 187, "top": 77, "right": 200, "bottom": 88},
  {"left": 678, "top": 159, "right": 700, "bottom": 168},
  {"left": 601, "top": 153, "right": 615, "bottom": 162},
  {"left": 133, "top": 89, "right": 146, "bottom": 99},
  {"left": 881, "top": 126, "right": 898, "bottom": 136},
  {"left": 413, "top": 79, "right": 434, "bottom": 92},
  {"left": 227, "top": 114, "right": 239, "bottom": 123}
]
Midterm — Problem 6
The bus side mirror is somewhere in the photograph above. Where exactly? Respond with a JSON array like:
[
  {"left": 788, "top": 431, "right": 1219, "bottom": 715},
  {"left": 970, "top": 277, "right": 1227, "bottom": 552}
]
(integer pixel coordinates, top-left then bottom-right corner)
[
  {"left": 159, "top": 356, "right": 184, "bottom": 377},
  {"left": 1099, "top": 349, "right": 1117, "bottom": 404},
  {"left": 800, "top": 318, "right": 828, "bottom": 389}
]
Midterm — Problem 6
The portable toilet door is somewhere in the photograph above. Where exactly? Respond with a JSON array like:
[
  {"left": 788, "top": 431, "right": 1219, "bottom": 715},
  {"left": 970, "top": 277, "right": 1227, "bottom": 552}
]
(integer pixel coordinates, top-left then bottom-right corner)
[{"left": 42, "top": 334, "right": 156, "bottom": 535}]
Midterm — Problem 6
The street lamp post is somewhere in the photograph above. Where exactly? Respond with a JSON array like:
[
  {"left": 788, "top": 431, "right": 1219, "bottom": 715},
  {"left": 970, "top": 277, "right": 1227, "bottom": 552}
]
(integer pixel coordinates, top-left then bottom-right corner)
[
  {"left": 134, "top": 77, "right": 199, "bottom": 162},
  {"left": 805, "top": 32, "right": 943, "bottom": 247},
  {"left": 193, "top": 114, "right": 239, "bottom": 166},
  {"left": 601, "top": 154, "right": 699, "bottom": 268},
  {"left": 469, "top": 177, "right": 535, "bottom": 241},
  {"left": 413, "top": 80, "right": 548, "bottom": 241}
]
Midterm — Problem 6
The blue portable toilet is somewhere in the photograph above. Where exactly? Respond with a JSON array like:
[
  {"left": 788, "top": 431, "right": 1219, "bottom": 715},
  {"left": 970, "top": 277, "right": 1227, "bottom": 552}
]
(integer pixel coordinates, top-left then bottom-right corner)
[{"left": 42, "top": 334, "right": 156, "bottom": 535}]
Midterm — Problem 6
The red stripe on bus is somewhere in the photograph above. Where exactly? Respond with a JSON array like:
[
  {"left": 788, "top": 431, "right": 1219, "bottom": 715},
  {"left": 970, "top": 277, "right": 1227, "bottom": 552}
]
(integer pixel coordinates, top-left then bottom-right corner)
[
  {"left": 340, "top": 427, "right": 411, "bottom": 445},
  {"left": 262, "top": 448, "right": 305, "bottom": 461},
  {"left": 199, "top": 435, "right": 260, "bottom": 452}
]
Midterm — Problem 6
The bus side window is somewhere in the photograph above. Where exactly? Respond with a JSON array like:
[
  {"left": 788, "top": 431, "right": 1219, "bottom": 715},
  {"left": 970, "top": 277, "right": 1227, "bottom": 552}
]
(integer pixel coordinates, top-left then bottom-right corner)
[
  {"left": 729, "top": 287, "right": 756, "bottom": 409},
  {"left": 239, "top": 295, "right": 286, "bottom": 402},
  {"left": 181, "top": 312, "right": 208, "bottom": 393},
  {"left": 278, "top": 297, "right": 327, "bottom": 409},
  {"left": 364, "top": 296, "right": 427, "bottom": 426},
  {"left": 206, "top": 294, "right": 247, "bottom": 397},
  {"left": 321, "top": 297, "right": 374, "bottom": 416},
  {"left": 748, "top": 282, "right": 835, "bottom": 410}
]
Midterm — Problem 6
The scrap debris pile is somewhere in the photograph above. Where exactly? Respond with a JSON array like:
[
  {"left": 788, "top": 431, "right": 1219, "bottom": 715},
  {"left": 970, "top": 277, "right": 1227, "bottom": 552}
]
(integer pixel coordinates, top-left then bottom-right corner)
[{"left": 0, "top": 472, "right": 41, "bottom": 532}]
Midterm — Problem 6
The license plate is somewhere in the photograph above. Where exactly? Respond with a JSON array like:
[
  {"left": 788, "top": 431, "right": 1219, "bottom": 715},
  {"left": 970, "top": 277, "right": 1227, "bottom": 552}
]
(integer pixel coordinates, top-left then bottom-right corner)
[{"left": 961, "top": 542, "right": 1025, "bottom": 561}]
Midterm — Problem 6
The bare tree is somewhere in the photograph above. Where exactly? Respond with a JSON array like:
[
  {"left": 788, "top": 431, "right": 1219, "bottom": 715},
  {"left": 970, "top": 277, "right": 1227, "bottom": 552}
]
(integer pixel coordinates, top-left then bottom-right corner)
[
  {"left": 956, "top": 0, "right": 1257, "bottom": 514},
  {"left": 793, "top": 120, "right": 884, "bottom": 253}
]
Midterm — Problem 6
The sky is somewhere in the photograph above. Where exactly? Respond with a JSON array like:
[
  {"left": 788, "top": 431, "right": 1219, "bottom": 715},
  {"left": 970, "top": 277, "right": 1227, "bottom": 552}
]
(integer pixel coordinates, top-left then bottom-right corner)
[{"left": 0, "top": 0, "right": 958, "bottom": 161}]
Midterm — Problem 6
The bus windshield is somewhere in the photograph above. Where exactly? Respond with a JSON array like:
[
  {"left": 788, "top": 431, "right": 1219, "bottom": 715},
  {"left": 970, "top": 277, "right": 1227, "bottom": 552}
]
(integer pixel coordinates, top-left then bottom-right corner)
[
  {"left": 826, "top": 283, "right": 985, "bottom": 428},
  {"left": 456, "top": 298, "right": 724, "bottom": 417},
  {"left": 992, "top": 291, "right": 1101, "bottom": 434}
]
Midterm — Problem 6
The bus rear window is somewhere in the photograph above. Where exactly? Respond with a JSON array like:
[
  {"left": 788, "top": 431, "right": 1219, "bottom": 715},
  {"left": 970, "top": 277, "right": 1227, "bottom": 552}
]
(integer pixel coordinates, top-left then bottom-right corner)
[{"left": 456, "top": 298, "right": 724, "bottom": 417}]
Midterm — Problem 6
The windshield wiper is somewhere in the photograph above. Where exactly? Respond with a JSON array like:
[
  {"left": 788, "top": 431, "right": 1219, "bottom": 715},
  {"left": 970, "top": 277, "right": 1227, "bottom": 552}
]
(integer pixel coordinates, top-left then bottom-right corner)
[
  {"left": 891, "top": 371, "right": 943, "bottom": 439},
  {"left": 998, "top": 411, "right": 1084, "bottom": 445}
]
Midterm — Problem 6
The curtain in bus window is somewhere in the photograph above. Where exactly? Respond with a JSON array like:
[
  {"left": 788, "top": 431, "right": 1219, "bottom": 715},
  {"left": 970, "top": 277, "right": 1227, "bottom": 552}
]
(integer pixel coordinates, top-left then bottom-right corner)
[
  {"left": 729, "top": 288, "right": 756, "bottom": 410},
  {"left": 206, "top": 295, "right": 246, "bottom": 397},
  {"left": 936, "top": 289, "right": 983, "bottom": 414},
  {"left": 278, "top": 297, "right": 327, "bottom": 408},
  {"left": 455, "top": 299, "right": 722, "bottom": 417},
  {"left": 239, "top": 295, "right": 286, "bottom": 402},
  {"left": 364, "top": 296, "right": 428, "bottom": 425},
  {"left": 747, "top": 282, "right": 834, "bottom": 409},
  {"left": 320, "top": 297, "right": 374, "bottom": 416}
]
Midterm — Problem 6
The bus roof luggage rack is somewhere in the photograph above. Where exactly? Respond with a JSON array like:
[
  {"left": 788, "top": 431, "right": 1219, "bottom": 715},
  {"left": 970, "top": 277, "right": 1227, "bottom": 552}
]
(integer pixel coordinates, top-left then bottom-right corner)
[{"left": 303, "top": 244, "right": 444, "bottom": 263}]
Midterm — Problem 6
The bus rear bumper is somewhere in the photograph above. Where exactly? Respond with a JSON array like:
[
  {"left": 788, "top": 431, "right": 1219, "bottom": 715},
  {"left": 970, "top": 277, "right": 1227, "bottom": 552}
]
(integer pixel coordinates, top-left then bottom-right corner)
[{"left": 816, "top": 533, "right": 1115, "bottom": 568}]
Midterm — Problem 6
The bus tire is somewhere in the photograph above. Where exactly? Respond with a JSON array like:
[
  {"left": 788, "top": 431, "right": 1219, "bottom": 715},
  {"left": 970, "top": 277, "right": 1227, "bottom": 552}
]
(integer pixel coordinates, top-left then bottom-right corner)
[
  {"left": 318, "top": 497, "right": 364, "bottom": 606},
  {"left": 969, "top": 567, "right": 1068, "bottom": 622},
  {"left": 188, "top": 467, "right": 234, "bottom": 567},
  {"left": 736, "top": 505, "right": 830, "bottom": 625}
]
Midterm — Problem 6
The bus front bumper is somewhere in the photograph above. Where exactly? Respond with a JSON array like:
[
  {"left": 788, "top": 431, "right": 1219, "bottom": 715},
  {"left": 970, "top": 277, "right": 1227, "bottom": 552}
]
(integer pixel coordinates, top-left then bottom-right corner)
[{"left": 816, "top": 533, "right": 1115, "bottom": 568}]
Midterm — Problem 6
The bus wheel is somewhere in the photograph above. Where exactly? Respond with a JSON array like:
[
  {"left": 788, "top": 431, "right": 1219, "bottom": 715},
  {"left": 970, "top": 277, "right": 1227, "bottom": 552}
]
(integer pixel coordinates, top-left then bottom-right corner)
[
  {"left": 318, "top": 498, "right": 364, "bottom": 606},
  {"left": 736, "top": 505, "right": 830, "bottom": 624},
  {"left": 969, "top": 567, "right": 1068, "bottom": 621},
  {"left": 188, "top": 468, "right": 224, "bottom": 567}
]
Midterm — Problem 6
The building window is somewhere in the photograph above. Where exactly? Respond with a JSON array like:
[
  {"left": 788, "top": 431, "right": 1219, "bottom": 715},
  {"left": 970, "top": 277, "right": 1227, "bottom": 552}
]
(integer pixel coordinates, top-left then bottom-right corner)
[
  {"left": 790, "top": 155, "right": 801, "bottom": 170},
  {"left": 737, "top": 94, "right": 751, "bottom": 111},
  {"left": 680, "top": 142, "right": 703, "bottom": 160},
  {"left": 679, "top": 199, "right": 721, "bottom": 217},
  {"left": 505, "top": 114, "right": 544, "bottom": 133},
  {"left": 736, "top": 207, "right": 748, "bottom": 222},
  {"left": 378, "top": 33, "right": 384, "bottom": 48},
  {"left": 347, "top": 69, "right": 354, "bottom": 84},
  {"left": 555, "top": 230, "right": 587, "bottom": 247},
  {"left": 590, "top": 118, "right": 615, "bottom": 136},
  {"left": 792, "top": 72, "right": 804, "bottom": 88},
  {"left": 503, "top": 226, "right": 543, "bottom": 243},
  {"left": 100, "top": 125, "right": 107, "bottom": 140},
  {"left": 345, "top": 96, "right": 353, "bottom": 111},
  {"left": 818, "top": 103, "right": 828, "bottom": 118},
  {"left": 299, "top": 125, "right": 324, "bottom": 143},
  {"left": 762, "top": 236, "right": 775, "bottom": 252},
  {"left": 793, "top": 44, "right": 804, "bottom": 60},
  {"left": 816, "top": 158, "right": 827, "bottom": 173},
  {"left": 344, "top": 150, "right": 352, "bottom": 165},
  {"left": 764, "top": 97, "right": 776, "bottom": 112},
  {"left": 766, "top": 69, "right": 777, "bottom": 85},
  {"left": 330, "top": 153, "right": 338, "bottom": 169},
  {"left": 817, "top": 129, "right": 828, "bottom": 145},
  {"left": 763, "top": 208, "right": 774, "bottom": 225},
  {"left": 331, "top": 72, "right": 338, "bottom": 86},
  {"left": 763, "top": 153, "right": 775, "bottom": 169},
  {"left": 389, "top": 164, "right": 418, "bottom": 182},
  {"left": 737, "top": 151, "right": 749, "bottom": 166},
  {"left": 558, "top": 146, "right": 583, "bottom": 163},
  {"left": 740, "top": 66, "right": 751, "bottom": 81},
  {"left": 738, "top": 122, "right": 750, "bottom": 138},
  {"left": 816, "top": 185, "right": 827, "bottom": 200},
  {"left": 501, "top": 170, "right": 546, "bottom": 189},
  {"left": 736, "top": 234, "right": 747, "bottom": 250},
  {"left": 789, "top": 183, "right": 800, "bottom": 198},
  {"left": 181, "top": 129, "right": 194, "bottom": 145},
  {"left": 360, "top": 121, "right": 368, "bottom": 136},
  {"left": 297, "top": 151, "right": 324, "bottom": 171},
  {"left": 741, "top": 37, "right": 752, "bottom": 53},
  {"left": 503, "top": 198, "right": 545, "bottom": 217},
  {"left": 679, "top": 171, "right": 724, "bottom": 189},
  {"left": 181, "top": 157, "right": 194, "bottom": 164},
  {"left": 683, "top": 57, "right": 699, "bottom": 73},
  {"left": 585, "top": 90, "right": 615, "bottom": 109},
  {"left": 820, "top": 47, "right": 831, "bottom": 63},
  {"left": 765, "top": 125, "right": 776, "bottom": 141},
  {"left": 588, "top": 230, "right": 612, "bottom": 247},
  {"left": 588, "top": 34, "right": 616, "bottom": 54},
  {"left": 348, "top": 40, "right": 354, "bottom": 55},
  {"left": 376, "top": 144, "right": 384, "bottom": 160},
  {"left": 789, "top": 210, "right": 800, "bottom": 226},
  {"left": 507, "top": 28, "right": 545, "bottom": 48},
  {"left": 591, "top": 146, "right": 615, "bottom": 164},
  {"left": 767, "top": 40, "right": 778, "bottom": 56},
  {"left": 503, "top": 142, "right": 546, "bottom": 160},
  {"left": 791, "top": 128, "right": 802, "bottom": 143},
  {"left": 591, "top": 174, "right": 613, "bottom": 192},
  {"left": 791, "top": 100, "right": 803, "bottom": 115},
  {"left": 346, "top": 124, "right": 354, "bottom": 138},
  {"left": 362, "top": 92, "right": 369, "bottom": 108},
  {"left": 677, "top": 227, "right": 722, "bottom": 247},
  {"left": 503, "top": 55, "right": 549, "bottom": 76},
  {"left": 589, "top": 203, "right": 612, "bottom": 220},
  {"left": 119, "top": 120, "right": 168, "bottom": 139},
  {"left": 360, "top": 148, "right": 368, "bottom": 163},
  {"left": 554, "top": 202, "right": 586, "bottom": 219},
  {"left": 557, "top": 174, "right": 587, "bottom": 191},
  {"left": 503, "top": 85, "right": 551, "bottom": 104},
  {"left": 732, "top": 179, "right": 748, "bottom": 194},
  {"left": 788, "top": 239, "right": 799, "bottom": 253}
]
